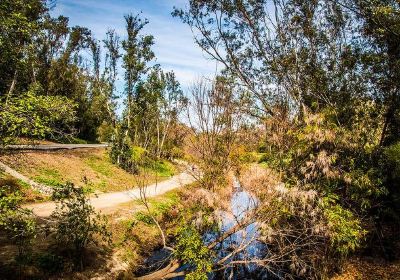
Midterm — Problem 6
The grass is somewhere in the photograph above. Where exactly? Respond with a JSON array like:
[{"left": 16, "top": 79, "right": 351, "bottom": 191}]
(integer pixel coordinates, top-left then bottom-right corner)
[
  {"left": 141, "top": 160, "right": 176, "bottom": 178},
  {"left": 34, "top": 167, "right": 63, "bottom": 186},
  {"left": 85, "top": 154, "right": 114, "bottom": 177},
  {"left": 0, "top": 148, "right": 177, "bottom": 194},
  {"left": 0, "top": 170, "right": 48, "bottom": 203},
  {"left": 132, "top": 190, "right": 180, "bottom": 223}
]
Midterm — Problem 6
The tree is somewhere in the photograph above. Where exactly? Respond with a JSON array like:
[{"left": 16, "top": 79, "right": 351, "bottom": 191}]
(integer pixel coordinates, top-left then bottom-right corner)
[
  {"left": 174, "top": 0, "right": 352, "bottom": 118},
  {"left": 102, "top": 29, "right": 121, "bottom": 130},
  {"left": 122, "top": 13, "right": 155, "bottom": 135},
  {"left": 0, "top": 0, "right": 113, "bottom": 143},
  {"left": 173, "top": 0, "right": 400, "bottom": 275},
  {"left": 0, "top": 0, "right": 45, "bottom": 98},
  {"left": 156, "top": 71, "right": 186, "bottom": 158},
  {"left": 351, "top": 0, "right": 400, "bottom": 146},
  {"left": 0, "top": 83, "right": 76, "bottom": 146},
  {"left": 111, "top": 14, "right": 185, "bottom": 173},
  {"left": 186, "top": 78, "right": 241, "bottom": 190}
]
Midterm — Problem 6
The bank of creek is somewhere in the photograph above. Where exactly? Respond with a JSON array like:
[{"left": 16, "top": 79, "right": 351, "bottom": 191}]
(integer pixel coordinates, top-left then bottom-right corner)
[{"left": 137, "top": 178, "right": 268, "bottom": 279}]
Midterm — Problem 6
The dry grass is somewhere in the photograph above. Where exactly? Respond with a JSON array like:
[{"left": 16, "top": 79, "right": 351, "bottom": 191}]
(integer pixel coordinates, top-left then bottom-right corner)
[
  {"left": 331, "top": 257, "right": 400, "bottom": 280},
  {"left": 0, "top": 148, "right": 171, "bottom": 193}
]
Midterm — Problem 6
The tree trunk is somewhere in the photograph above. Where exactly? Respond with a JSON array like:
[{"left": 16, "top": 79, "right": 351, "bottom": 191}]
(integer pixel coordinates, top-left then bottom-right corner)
[{"left": 6, "top": 70, "right": 17, "bottom": 105}]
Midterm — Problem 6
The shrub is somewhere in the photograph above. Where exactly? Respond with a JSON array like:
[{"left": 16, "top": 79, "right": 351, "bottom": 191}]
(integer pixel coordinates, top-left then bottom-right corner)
[
  {"left": 174, "top": 225, "right": 213, "bottom": 280},
  {"left": 384, "top": 141, "right": 400, "bottom": 178},
  {"left": 0, "top": 185, "right": 36, "bottom": 268},
  {"left": 240, "top": 166, "right": 365, "bottom": 279},
  {"left": 36, "top": 253, "right": 64, "bottom": 274},
  {"left": 109, "top": 127, "right": 139, "bottom": 174},
  {"left": 50, "top": 182, "right": 111, "bottom": 270},
  {"left": 323, "top": 202, "right": 366, "bottom": 257},
  {"left": 97, "top": 121, "right": 114, "bottom": 143}
]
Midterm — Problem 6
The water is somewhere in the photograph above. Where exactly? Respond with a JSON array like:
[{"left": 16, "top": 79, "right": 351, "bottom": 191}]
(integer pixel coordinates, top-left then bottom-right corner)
[
  {"left": 210, "top": 178, "right": 266, "bottom": 279},
  {"left": 138, "top": 178, "right": 266, "bottom": 279}
]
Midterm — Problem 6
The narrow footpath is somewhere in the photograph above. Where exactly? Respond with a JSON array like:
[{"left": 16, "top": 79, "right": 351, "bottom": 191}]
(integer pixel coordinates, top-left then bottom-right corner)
[{"left": 25, "top": 171, "right": 195, "bottom": 217}]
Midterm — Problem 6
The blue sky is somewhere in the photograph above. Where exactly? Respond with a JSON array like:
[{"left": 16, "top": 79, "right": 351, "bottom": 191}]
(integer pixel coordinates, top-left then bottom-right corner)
[{"left": 51, "top": 0, "right": 219, "bottom": 91}]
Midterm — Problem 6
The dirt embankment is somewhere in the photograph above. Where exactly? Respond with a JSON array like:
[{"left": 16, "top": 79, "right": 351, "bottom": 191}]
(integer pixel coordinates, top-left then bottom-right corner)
[{"left": 0, "top": 148, "right": 175, "bottom": 193}]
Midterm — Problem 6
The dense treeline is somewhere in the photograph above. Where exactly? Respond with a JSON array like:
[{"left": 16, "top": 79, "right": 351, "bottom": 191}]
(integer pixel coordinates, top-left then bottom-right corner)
[
  {"left": 0, "top": 0, "right": 185, "bottom": 155},
  {"left": 1, "top": 0, "right": 104, "bottom": 143}
]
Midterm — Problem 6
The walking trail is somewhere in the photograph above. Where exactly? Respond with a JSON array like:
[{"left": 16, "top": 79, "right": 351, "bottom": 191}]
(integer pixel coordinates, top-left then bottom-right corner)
[{"left": 25, "top": 171, "right": 195, "bottom": 217}]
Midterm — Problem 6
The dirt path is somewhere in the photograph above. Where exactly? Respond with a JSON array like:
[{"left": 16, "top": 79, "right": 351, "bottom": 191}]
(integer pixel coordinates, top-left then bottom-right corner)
[{"left": 25, "top": 171, "right": 195, "bottom": 217}]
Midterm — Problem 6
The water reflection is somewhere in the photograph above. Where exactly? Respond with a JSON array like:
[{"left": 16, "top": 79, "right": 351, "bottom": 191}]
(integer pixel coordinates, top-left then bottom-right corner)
[
  {"left": 139, "top": 178, "right": 267, "bottom": 279},
  {"left": 211, "top": 178, "right": 266, "bottom": 279}
]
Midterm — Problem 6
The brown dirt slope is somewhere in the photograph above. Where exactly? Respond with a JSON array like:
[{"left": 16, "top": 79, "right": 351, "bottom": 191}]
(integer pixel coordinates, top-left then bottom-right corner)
[{"left": 0, "top": 148, "right": 173, "bottom": 193}]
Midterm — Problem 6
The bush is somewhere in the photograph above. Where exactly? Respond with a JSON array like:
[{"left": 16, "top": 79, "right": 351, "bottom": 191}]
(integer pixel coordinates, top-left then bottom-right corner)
[
  {"left": 174, "top": 225, "right": 213, "bottom": 280},
  {"left": 109, "top": 127, "right": 139, "bottom": 174},
  {"left": 384, "top": 141, "right": 400, "bottom": 178},
  {"left": 240, "top": 166, "right": 365, "bottom": 279},
  {"left": 36, "top": 253, "right": 64, "bottom": 274},
  {"left": 50, "top": 182, "right": 111, "bottom": 270},
  {"left": 0, "top": 185, "right": 36, "bottom": 268},
  {"left": 97, "top": 121, "right": 114, "bottom": 143},
  {"left": 322, "top": 196, "right": 366, "bottom": 257},
  {"left": 131, "top": 145, "right": 147, "bottom": 162}
]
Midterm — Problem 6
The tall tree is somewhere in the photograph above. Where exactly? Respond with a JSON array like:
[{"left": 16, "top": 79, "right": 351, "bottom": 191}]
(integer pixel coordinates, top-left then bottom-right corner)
[{"left": 122, "top": 14, "right": 155, "bottom": 136}]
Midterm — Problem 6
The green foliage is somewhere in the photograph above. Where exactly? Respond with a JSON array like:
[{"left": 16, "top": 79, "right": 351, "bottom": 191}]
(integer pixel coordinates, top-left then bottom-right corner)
[
  {"left": 0, "top": 83, "right": 76, "bottom": 145},
  {"left": 381, "top": 141, "right": 400, "bottom": 218},
  {"left": 239, "top": 151, "right": 263, "bottom": 163},
  {"left": 85, "top": 155, "right": 114, "bottom": 177},
  {"left": 174, "top": 225, "right": 213, "bottom": 280},
  {"left": 134, "top": 212, "right": 154, "bottom": 225},
  {"left": 131, "top": 145, "right": 147, "bottom": 162},
  {"left": 322, "top": 196, "right": 366, "bottom": 257},
  {"left": 267, "top": 110, "right": 387, "bottom": 213},
  {"left": 0, "top": 0, "right": 118, "bottom": 143},
  {"left": 134, "top": 191, "right": 180, "bottom": 224},
  {"left": 0, "top": 185, "right": 36, "bottom": 264},
  {"left": 97, "top": 121, "right": 114, "bottom": 143},
  {"left": 120, "top": 14, "right": 185, "bottom": 159},
  {"left": 36, "top": 253, "right": 64, "bottom": 274},
  {"left": 34, "top": 167, "right": 63, "bottom": 187},
  {"left": 144, "top": 160, "right": 175, "bottom": 178},
  {"left": 110, "top": 129, "right": 176, "bottom": 176},
  {"left": 51, "top": 182, "right": 111, "bottom": 270},
  {"left": 62, "top": 137, "right": 88, "bottom": 144},
  {"left": 384, "top": 142, "right": 400, "bottom": 177},
  {"left": 110, "top": 127, "right": 139, "bottom": 174}
]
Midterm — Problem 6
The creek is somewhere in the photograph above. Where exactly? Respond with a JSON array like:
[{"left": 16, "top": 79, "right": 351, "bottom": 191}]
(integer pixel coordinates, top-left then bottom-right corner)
[{"left": 138, "top": 178, "right": 267, "bottom": 279}]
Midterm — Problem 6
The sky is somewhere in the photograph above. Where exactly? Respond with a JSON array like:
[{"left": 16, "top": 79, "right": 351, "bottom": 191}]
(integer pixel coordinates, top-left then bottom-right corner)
[{"left": 51, "top": 0, "right": 220, "bottom": 92}]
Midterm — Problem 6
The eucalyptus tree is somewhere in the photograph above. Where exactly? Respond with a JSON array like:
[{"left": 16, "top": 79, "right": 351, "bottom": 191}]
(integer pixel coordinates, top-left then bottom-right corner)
[
  {"left": 173, "top": 1, "right": 368, "bottom": 120},
  {"left": 350, "top": 0, "right": 400, "bottom": 145},
  {"left": 111, "top": 14, "right": 185, "bottom": 171},
  {"left": 0, "top": 0, "right": 77, "bottom": 145},
  {"left": 122, "top": 14, "right": 155, "bottom": 136},
  {"left": 103, "top": 29, "right": 121, "bottom": 129},
  {"left": 0, "top": 0, "right": 45, "bottom": 99}
]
